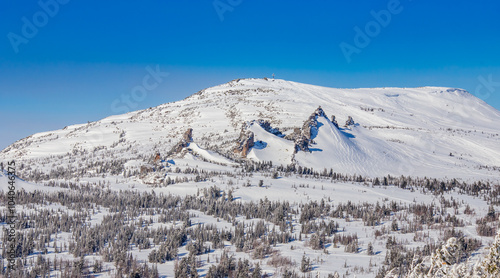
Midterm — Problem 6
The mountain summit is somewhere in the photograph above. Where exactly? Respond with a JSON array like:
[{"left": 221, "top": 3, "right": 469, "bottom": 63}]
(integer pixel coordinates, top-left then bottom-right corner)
[{"left": 2, "top": 78, "right": 500, "bottom": 181}]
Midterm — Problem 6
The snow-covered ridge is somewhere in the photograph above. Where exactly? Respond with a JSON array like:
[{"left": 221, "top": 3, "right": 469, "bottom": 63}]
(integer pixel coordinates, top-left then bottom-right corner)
[{"left": 1, "top": 78, "right": 500, "bottom": 181}]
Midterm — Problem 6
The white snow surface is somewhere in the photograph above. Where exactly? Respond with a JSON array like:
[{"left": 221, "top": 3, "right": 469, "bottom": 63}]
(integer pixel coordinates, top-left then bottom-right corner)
[{"left": 186, "top": 142, "right": 237, "bottom": 166}]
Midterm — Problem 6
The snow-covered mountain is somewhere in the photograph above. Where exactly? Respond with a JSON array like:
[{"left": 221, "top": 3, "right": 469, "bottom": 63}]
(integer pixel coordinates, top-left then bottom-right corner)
[
  {"left": 2, "top": 78, "right": 500, "bottom": 278},
  {"left": 2, "top": 78, "right": 500, "bottom": 181}
]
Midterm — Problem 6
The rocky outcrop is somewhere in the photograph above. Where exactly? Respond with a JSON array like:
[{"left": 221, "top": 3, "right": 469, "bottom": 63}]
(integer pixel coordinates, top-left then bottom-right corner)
[
  {"left": 168, "top": 128, "right": 194, "bottom": 156},
  {"left": 233, "top": 120, "right": 284, "bottom": 157},
  {"left": 257, "top": 119, "right": 283, "bottom": 137},
  {"left": 345, "top": 116, "right": 355, "bottom": 127},
  {"left": 154, "top": 152, "right": 161, "bottom": 163},
  {"left": 183, "top": 128, "right": 193, "bottom": 142},
  {"left": 289, "top": 106, "right": 328, "bottom": 153},
  {"left": 294, "top": 135, "right": 310, "bottom": 153},
  {"left": 302, "top": 106, "right": 326, "bottom": 139},
  {"left": 284, "top": 127, "right": 300, "bottom": 140},
  {"left": 234, "top": 128, "right": 255, "bottom": 157},
  {"left": 331, "top": 115, "right": 339, "bottom": 128},
  {"left": 233, "top": 106, "right": 344, "bottom": 155},
  {"left": 287, "top": 106, "right": 344, "bottom": 153}
]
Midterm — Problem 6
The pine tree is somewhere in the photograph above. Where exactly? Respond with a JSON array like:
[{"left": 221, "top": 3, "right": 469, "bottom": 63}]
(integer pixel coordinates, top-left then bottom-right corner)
[
  {"left": 391, "top": 220, "right": 399, "bottom": 231},
  {"left": 477, "top": 218, "right": 500, "bottom": 276},
  {"left": 487, "top": 204, "right": 496, "bottom": 220},
  {"left": 300, "top": 254, "right": 311, "bottom": 272},
  {"left": 367, "top": 242, "right": 374, "bottom": 256},
  {"left": 252, "top": 263, "right": 262, "bottom": 278}
]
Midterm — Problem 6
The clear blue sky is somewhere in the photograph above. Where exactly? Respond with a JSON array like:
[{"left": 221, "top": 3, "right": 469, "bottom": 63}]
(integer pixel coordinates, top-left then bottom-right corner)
[{"left": 1, "top": 0, "right": 500, "bottom": 150}]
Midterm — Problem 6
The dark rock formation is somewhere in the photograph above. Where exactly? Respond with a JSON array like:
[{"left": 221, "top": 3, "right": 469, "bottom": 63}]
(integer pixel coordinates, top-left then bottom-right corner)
[
  {"left": 294, "top": 135, "right": 310, "bottom": 153},
  {"left": 290, "top": 106, "right": 329, "bottom": 153},
  {"left": 154, "top": 152, "right": 161, "bottom": 163},
  {"left": 168, "top": 128, "right": 194, "bottom": 156},
  {"left": 234, "top": 120, "right": 285, "bottom": 157},
  {"left": 183, "top": 128, "right": 193, "bottom": 142},
  {"left": 285, "top": 128, "right": 301, "bottom": 141},
  {"left": 241, "top": 131, "right": 255, "bottom": 157},
  {"left": 257, "top": 119, "right": 283, "bottom": 137},
  {"left": 345, "top": 116, "right": 355, "bottom": 127},
  {"left": 331, "top": 115, "right": 339, "bottom": 128},
  {"left": 234, "top": 122, "right": 255, "bottom": 157},
  {"left": 234, "top": 128, "right": 255, "bottom": 157}
]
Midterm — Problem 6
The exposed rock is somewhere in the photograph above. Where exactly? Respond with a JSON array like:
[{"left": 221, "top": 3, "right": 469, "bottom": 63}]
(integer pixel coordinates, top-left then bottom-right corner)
[
  {"left": 183, "top": 128, "right": 193, "bottom": 142},
  {"left": 331, "top": 115, "right": 339, "bottom": 128},
  {"left": 233, "top": 106, "right": 336, "bottom": 155},
  {"left": 345, "top": 116, "right": 355, "bottom": 127},
  {"left": 168, "top": 128, "right": 194, "bottom": 156},
  {"left": 294, "top": 135, "right": 310, "bottom": 153},
  {"left": 241, "top": 131, "right": 254, "bottom": 157},
  {"left": 302, "top": 106, "right": 325, "bottom": 140},
  {"left": 315, "top": 106, "right": 326, "bottom": 117},
  {"left": 292, "top": 106, "right": 328, "bottom": 153},
  {"left": 140, "top": 170, "right": 165, "bottom": 185},
  {"left": 154, "top": 152, "right": 161, "bottom": 163},
  {"left": 257, "top": 119, "right": 283, "bottom": 137},
  {"left": 284, "top": 128, "right": 301, "bottom": 141},
  {"left": 233, "top": 120, "right": 284, "bottom": 157},
  {"left": 234, "top": 128, "right": 255, "bottom": 157}
]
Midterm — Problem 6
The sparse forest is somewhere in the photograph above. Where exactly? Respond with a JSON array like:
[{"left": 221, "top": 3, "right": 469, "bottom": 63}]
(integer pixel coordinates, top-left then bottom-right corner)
[{"left": 1, "top": 163, "right": 499, "bottom": 277}]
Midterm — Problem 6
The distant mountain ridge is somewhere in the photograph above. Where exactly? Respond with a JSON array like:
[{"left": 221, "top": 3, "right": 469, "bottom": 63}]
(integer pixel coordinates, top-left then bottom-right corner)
[{"left": 2, "top": 78, "right": 500, "bottom": 181}]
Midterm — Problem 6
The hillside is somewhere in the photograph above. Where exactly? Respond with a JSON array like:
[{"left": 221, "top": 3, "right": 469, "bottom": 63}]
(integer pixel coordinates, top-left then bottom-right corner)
[
  {"left": 2, "top": 78, "right": 500, "bottom": 181},
  {"left": 2, "top": 78, "right": 500, "bottom": 277}
]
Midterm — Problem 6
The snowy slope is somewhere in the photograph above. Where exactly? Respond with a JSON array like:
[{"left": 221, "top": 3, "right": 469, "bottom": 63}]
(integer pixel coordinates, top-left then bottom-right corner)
[
  {"left": 246, "top": 123, "right": 295, "bottom": 166},
  {"left": 1, "top": 78, "right": 500, "bottom": 181},
  {"left": 184, "top": 142, "right": 237, "bottom": 166},
  {"left": 295, "top": 115, "right": 393, "bottom": 176}
]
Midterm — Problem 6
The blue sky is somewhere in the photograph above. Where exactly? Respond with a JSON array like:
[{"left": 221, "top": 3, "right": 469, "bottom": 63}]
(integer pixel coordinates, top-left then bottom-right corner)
[{"left": 1, "top": 0, "right": 500, "bottom": 150}]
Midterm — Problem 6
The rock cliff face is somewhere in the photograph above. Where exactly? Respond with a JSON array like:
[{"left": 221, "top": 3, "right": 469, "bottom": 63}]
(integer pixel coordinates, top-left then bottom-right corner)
[
  {"left": 257, "top": 119, "right": 283, "bottom": 137},
  {"left": 233, "top": 120, "right": 283, "bottom": 157},
  {"left": 331, "top": 115, "right": 339, "bottom": 128},
  {"left": 169, "top": 128, "right": 194, "bottom": 155},
  {"left": 294, "top": 135, "right": 310, "bottom": 153},
  {"left": 345, "top": 116, "right": 355, "bottom": 127},
  {"left": 183, "top": 128, "right": 193, "bottom": 142},
  {"left": 234, "top": 129, "right": 255, "bottom": 157},
  {"left": 291, "top": 106, "right": 338, "bottom": 153}
]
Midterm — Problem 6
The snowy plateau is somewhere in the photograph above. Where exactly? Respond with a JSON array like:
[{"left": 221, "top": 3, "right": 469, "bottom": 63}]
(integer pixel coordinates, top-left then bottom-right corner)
[{"left": 1, "top": 78, "right": 500, "bottom": 277}]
